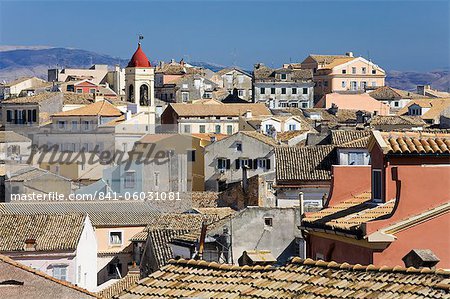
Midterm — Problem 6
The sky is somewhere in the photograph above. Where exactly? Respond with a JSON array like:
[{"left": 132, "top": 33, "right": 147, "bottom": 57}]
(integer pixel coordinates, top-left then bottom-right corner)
[{"left": 0, "top": 0, "right": 449, "bottom": 72}]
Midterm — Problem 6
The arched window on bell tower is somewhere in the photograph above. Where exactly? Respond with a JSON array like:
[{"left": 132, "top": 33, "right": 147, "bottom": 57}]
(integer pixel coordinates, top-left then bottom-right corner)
[
  {"left": 128, "top": 84, "right": 134, "bottom": 102},
  {"left": 140, "top": 84, "right": 149, "bottom": 106}
]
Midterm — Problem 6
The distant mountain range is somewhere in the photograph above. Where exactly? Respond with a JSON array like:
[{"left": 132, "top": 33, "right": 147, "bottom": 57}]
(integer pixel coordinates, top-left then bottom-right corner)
[{"left": 0, "top": 46, "right": 448, "bottom": 92}]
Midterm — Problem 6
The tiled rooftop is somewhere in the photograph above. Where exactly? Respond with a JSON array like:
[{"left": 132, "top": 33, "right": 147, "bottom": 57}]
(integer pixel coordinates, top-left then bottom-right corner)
[
  {"left": 0, "top": 213, "right": 86, "bottom": 251},
  {"left": 378, "top": 131, "right": 450, "bottom": 154},
  {"left": 275, "top": 145, "right": 336, "bottom": 182},
  {"left": 115, "top": 257, "right": 450, "bottom": 299},
  {"left": 302, "top": 191, "right": 396, "bottom": 235}
]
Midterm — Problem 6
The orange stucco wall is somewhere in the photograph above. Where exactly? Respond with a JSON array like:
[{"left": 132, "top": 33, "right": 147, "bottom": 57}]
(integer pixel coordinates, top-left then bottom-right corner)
[
  {"left": 308, "top": 234, "right": 373, "bottom": 265},
  {"left": 326, "top": 165, "right": 371, "bottom": 206},
  {"left": 372, "top": 211, "right": 450, "bottom": 268}
]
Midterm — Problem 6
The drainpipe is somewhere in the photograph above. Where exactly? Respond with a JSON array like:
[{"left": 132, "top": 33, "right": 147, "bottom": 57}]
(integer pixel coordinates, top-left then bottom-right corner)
[{"left": 298, "top": 192, "right": 306, "bottom": 259}]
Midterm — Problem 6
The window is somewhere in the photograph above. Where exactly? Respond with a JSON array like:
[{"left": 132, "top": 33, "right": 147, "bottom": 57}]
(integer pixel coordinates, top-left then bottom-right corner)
[
  {"left": 372, "top": 69, "right": 377, "bottom": 74},
  {"left": 124, "top": 172, "right": 135, "bottom": 189},
  {"left": 323, "top": 81, "right": 328, "bottom": 87},
  {"left": 199, "top": 125, "right": 206, "bottom": 133},
  {"left": 362, "top": 67, "right": 367, "bottom": 74},
  {"left": 236, "top": 142, "right": 242, "bottom": 151},
  {"left": 260, "top": 87, "right": 265, "bottom": 94},
  {"left": 203, "top": 92, "right": 212, "bottom": 99},
  {"left": 58, "top": 121, "right": 66, "bottom": 130},
  {"left": 350, "top": 81, "right": 357, "bottom": 91},
  {"left": 76, "top": 88, "right": 83, "bottom": 93},
  {"left": 342, "top": 69, "right": 347, "bottom": 74},
  {"left": 83, "top": 121, "right": 90, "bottom": 130},
  {"left": 281, "top": 73, "right": 287, "bottom": 80},
  {"left": 217, "top": 158, "right": 230, "bottom": 170},
  {"left": 89, "top": 88, "right": 96, "bottom": 94},
  {"left": 215, "top": 125, "right": 221, "bottom": 134},
  {"left": 107, "top": 263, "right": 122, "bottom": 277},
  {"left": 372, "top": 81, "right": 377, "bottom": 87},
  {"left": 227, "top": 125, "right": 233, "bottom": 135},
  {"left": 109, "top": 231, "right": 123, "bottom": 245},
  {"left": 352, "top": 67, "right": 356, "bottom": 74},
  {"left": 361, "top": 81, "right": 367, "bottom": 89},
  {"left": 187, "top": 150, "right": 196, "bottom": 162},
  {"left": 348, "top": 152, "right": 365, "bottom": 165},
  {"left": 301, "top": 102, "right": 309, "bottom": 109},
  {"left": 281, "top": 88, "right": 286, "bottom": 94},
  {"left": 72, "top": 121, "right": 78, "bottom": 130},
  {"left": 292, "top": 88, "right": 297, "bottom": 94},
  {"left": 288, "top": 124, "right": 297, "bottom": 130},
  {"left": 264, "top": 217, "right": 273, "bottom": 227},
  {"left": 290, "top": 103, "right": 299, "bottom": 108},
  {"left": 265, "top": 124, "right": 274, "bottom": 134},
  {"left": 257, "top": 158, "right": 271, "bottom": 170},
  {"left": 372, "top": 170, "right": 382, "bottom": 202},
  {"left": 6, "top": 110, "right": 12, "bottom": 122},
  {"left": 183, "top": 125, "right": 191, "bottom": 134},
  {"left": 342, "top": 81, "right": 346, "bottom": 88},
  {"left": 302, "top": 88, "right": 308, "bottom": 94},
  {"left": 270, "top": 88, "right": 276, "bottom": 94},
  {"left": 238, "top": 89, "right": 245, "bottom": 97},
  {"left": 394, "top": 101, "right": 399, "bottom": 107},
  {"left": 52, "top": 266, "right": 67, "bottom": 281},
  {"left": 182, "top": 92, "right": 189, "bottom": 102}
]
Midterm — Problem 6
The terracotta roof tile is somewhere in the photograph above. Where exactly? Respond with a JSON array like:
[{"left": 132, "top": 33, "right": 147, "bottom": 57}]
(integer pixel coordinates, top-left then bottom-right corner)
[
  {"left": 0, "top": 213, "right": 85, "bottom": 251},
  {"left": 168, "top": 102, "right": 271, "bottom": 117},
  {"left": 116, "top": 258, "right": 450, "bottom": 298},
  {"left": 302, "top": 191, "right": 396, "bottom": 234},
  {"left": 275, "top": 145, "right": 336, "bottom": 182},
  {"left": 53, "top": 100, "right": 122, "bottom": 117},
  {"left": 379, "top": 131, "right": 450, "bottom": 154}
]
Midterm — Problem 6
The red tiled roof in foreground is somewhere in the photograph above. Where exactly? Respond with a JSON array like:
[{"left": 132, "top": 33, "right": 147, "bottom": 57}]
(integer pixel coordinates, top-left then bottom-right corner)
[
  {"left": 115, "top": 257, "right": 450, "bottom": 299},
  {"left": 370, "top": 131, "right": 450, "bottom": 155}
]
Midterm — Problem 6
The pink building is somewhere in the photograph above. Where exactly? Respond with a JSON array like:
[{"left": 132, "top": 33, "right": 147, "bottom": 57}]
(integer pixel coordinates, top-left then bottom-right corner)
[{"left": 301, "top": 130, "right": 450, "bottom": 268}]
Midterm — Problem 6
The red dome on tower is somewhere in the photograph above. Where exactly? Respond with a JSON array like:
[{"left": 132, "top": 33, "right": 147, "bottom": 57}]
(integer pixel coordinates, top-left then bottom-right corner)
[{"left": 127, "top": 43, "right": 152, "bottom": 68}]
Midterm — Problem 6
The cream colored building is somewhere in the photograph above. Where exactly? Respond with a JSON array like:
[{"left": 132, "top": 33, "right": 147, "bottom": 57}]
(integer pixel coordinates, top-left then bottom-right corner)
[
  {"left": 161, "top": 100, "right": 272, "bottom": 135},
  {"left": 0, "top": 77, "right": 48, "bottom": 99},
  {"left": 299, "top": 53, "right": 385, "bottom": 100}
]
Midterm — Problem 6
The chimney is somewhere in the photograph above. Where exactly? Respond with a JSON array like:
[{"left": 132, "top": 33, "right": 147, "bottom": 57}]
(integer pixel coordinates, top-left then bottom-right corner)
[
  {"left": 125, "top": 109, "right": 132, "bottom": 120},
  {"left": 402, "top": 249, "right": 440, "bottom": 269},
  {"left": 345, "top": 52, "right": 354, "bottom": 57},
  {"left": 197, "top": 222, "right": 208, "bottom": 260},
  {"left": 242, "top": 164, "right": 249, "bottom": 193},
  {"left": 298, "top": 192, "right": 304, "bottom": 216},
  {"left": 417, "top": 85, "right": 431, "bottom": 96},
  {"left": 24, "top": 239, "right": 37, "bottom": 251},
  {"left": 245, "top": 110, "right": 252, "bottom": 118},
  {"left": 328, "top": 103, "right": 338, "bottom": 115},
  {"left": 128, "top": 261, "right": 140, "bottom": 275}
]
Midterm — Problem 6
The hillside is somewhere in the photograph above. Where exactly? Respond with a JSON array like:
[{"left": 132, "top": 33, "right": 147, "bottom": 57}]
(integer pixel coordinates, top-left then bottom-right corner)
[{"left": 0, "top": 46, "right": 448, "bottom": 92}]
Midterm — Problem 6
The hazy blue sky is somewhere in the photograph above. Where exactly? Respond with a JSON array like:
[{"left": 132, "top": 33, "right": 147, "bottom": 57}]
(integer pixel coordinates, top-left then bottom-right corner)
[{"left": 0, "top": 0, "right": 449, "bottom": 71}]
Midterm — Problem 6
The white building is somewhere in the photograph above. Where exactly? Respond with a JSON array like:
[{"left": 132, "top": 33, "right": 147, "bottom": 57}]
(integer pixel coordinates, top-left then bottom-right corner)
[
  {"left": 0, "top": 214, "right": 97, "bottom": 291},
  {"left": 253, "top": 64, "right": 314, "bottom": 109}
]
